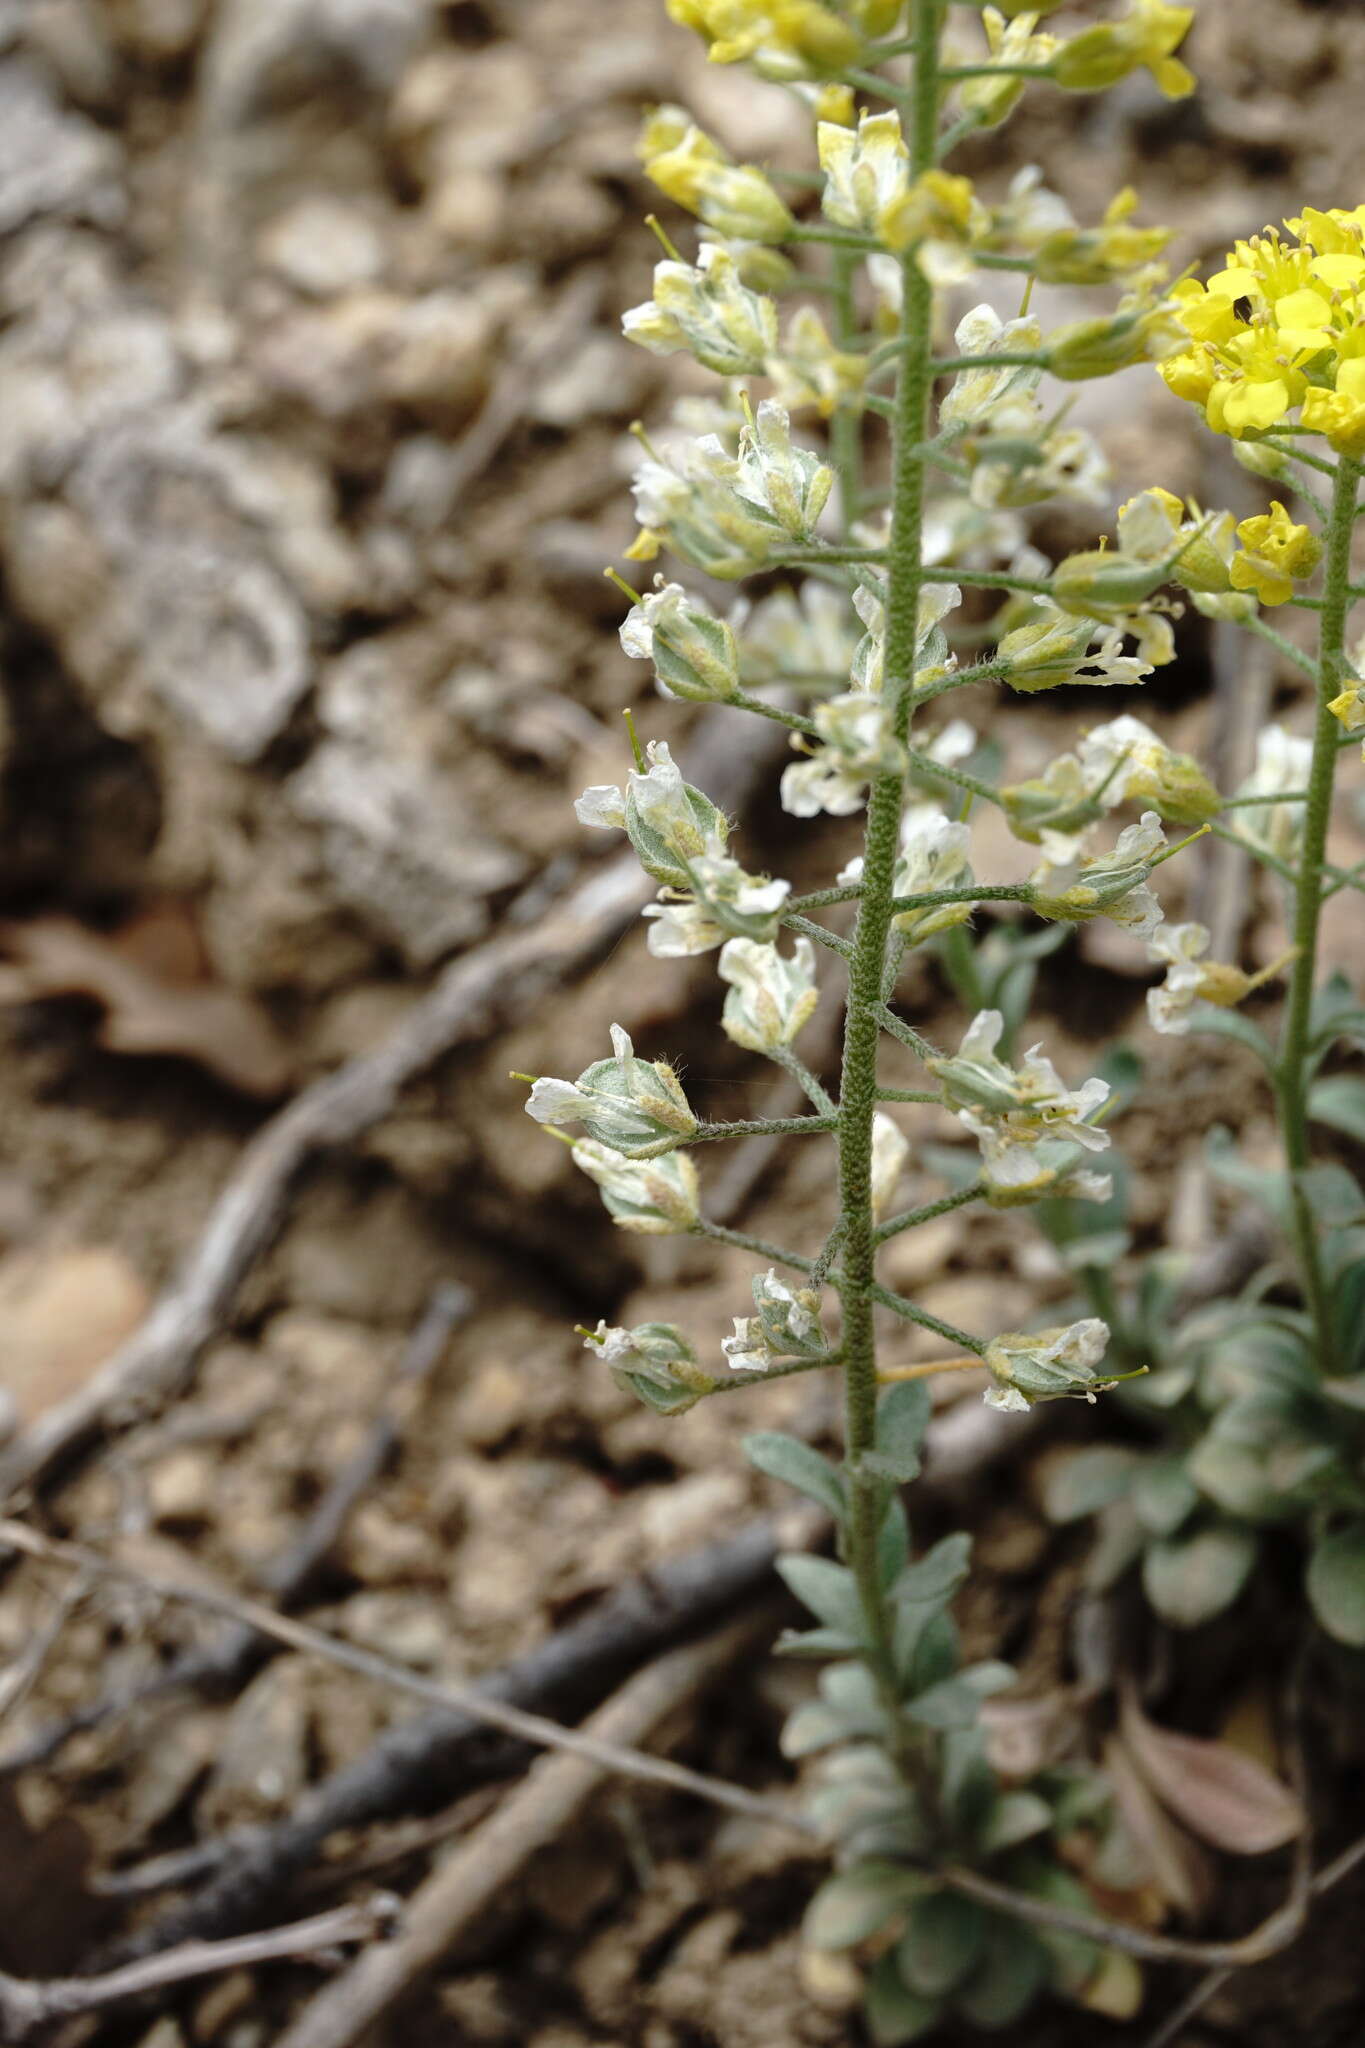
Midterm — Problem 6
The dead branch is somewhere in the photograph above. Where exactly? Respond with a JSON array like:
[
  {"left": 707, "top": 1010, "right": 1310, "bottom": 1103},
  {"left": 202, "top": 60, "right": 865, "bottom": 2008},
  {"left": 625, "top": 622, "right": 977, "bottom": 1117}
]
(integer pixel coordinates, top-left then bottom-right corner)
[
  {"left": 271, "top": 1613, "right": 781, "bottom": 2048},
  {"left": 83, "top": 1511, "right": 801, "bottom": 1928},
  {"left": 0, "top": 1897, "right": 396, "bottom": 2045},
  {"left": 0, "top": 1284, "right": 470, "bottom": 1779},
  {"left": 0, "top": 715, "right": 789, "bottom": 1506}
]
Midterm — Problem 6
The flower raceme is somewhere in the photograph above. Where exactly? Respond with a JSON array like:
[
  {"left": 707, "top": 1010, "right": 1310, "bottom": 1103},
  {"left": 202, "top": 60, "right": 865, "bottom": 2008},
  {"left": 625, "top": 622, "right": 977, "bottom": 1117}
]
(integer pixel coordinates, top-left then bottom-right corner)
[{"left": 1161, "top": 206, "right": 1365, "bottom": 450}]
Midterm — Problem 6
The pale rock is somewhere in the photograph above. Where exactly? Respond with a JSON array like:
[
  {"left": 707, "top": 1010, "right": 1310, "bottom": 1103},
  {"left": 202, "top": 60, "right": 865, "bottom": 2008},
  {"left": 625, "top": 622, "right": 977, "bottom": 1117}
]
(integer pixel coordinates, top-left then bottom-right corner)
[
  {"left": 530, "top": 334, "right": 638, "bottom": 430},
  {"left": 121, "top": 1705, "right": 221, "bottom": 1834},
  {"left": 638, "top": 1471, "right": 749, "bottom": 1552},
  {"left": 146, "top": 1447, "right": 218, "bottom": 1526},
  {"left": 0, "top": 1244, "right": 149, "bottom": 1423},
  {"left": 258, "top": 194, "right": 386, "bottom": 297},
  {"left": 880, "top": 1211, "right": 962, "bottom": 1293},
  {"left": 289, "top": 643, "right": 525, "bottom": 964},
  {"left": 0, "top": 57, "right": 124, "bottom": 234},
  {"left": 454, "top": 1359, "right": 524, "bottom": 1452},
  {"left": 341, "top": 1502, "right": 441, "bottom": 1587},
  {"left": 425, "top": 167, "right": 508, "bottom": 255},
  {"left": 198, "top": 1659, "right": 312, "bottom": 1828},
  {"left": 337, "top": 1591, "right": 451, "bottom": 1669}
]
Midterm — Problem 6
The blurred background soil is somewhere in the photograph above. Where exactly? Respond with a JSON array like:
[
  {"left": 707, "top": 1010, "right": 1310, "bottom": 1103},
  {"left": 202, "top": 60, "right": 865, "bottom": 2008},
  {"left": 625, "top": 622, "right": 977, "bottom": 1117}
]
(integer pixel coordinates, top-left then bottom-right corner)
[{"left": 0, "top": 0, "right": 1363, "bottom": 2042}]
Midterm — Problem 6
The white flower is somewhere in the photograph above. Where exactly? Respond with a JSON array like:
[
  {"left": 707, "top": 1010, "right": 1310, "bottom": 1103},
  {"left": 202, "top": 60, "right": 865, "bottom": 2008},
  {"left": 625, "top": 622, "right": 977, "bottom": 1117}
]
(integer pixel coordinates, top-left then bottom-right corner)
[
  {"left": 526, "top": 1024, "right": 697, "bottom": 1157},
  {"left": 718, "top": 936, "right": 819, "bottom": 1052},
  {"left": 998, "top": 605, "right": 1153, "bottom": 694},
  {"left": 1234, "top": 723, "right": 1312, "bottom": 865},
  {"left": 892, "top": 810, "right": 975, "bottom": 944},
  {"left": 930, "top": 1010, "right": 1111, "bottom": 1153},
  {"left": 571, "top": 1140, "right": 700, "bottom": 1233},
  {"left": 618, "top": 579, "right": 740, "bottom": 702},
  {"left": 575, "top": 740, "right": 729, "bottom": 890},
  {"left": 643, "top": 840, "right": 791, "bottom": 956},
  {"left": 587, "top": 1319, "right": 715, "bottom": 1414},
  {"left": 1031, "top": 812, "right": 1168, "bottom": 941},
  {"left": 818, "top": 110, "right": 909, "bottom": 237},
  {"left": 722, "top": 1316, "right": 773, "bottom": 1374},
  {"left": 1145, "top": 921, "right": 1254, "bottom": 1035},
  {"left": 969, "top": 1130, "right": 1113, "bottom": 1209},
  {"left": 983, "top": 1319, "right": 1111, "bottom": 1411},
  {"left": 1077, "top": 715, "right": 1220, "bottom": 824},
  {"left": 781, "top": 693, "right": 906, "bottom": 818},
  {"left": 939, "top": 303, "right": 1044, "bottom": 432},
  {"left": 621, "top": 244, "right": 777, "bottom": 377},
  {"left": 735, "top": 578, "right": 859, "bottom": 687},
  {"left": 870, "top": 1111, "right": 910, "bottom": 1221}
]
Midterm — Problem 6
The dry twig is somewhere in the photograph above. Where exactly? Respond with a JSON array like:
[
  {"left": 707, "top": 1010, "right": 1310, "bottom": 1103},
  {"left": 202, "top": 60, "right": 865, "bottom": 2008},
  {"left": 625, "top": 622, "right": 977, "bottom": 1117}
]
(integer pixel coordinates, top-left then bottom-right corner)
[
  {"left": 0, "top": 1897, "right": 396, "bottom": 2044},
  {"left": 271, "top": 1613, "right": 782, "bottom": 2048}
]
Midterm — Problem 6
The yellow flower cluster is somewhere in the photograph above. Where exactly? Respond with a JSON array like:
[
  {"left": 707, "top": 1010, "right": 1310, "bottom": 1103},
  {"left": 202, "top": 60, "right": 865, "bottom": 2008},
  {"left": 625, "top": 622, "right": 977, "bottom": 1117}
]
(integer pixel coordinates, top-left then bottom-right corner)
[
  {"left": 1230, "top": 502, "right": 1322, "bottom": 607},
  {"left": 1162, "top": 207, "right": 1365, "bottom": 451}
]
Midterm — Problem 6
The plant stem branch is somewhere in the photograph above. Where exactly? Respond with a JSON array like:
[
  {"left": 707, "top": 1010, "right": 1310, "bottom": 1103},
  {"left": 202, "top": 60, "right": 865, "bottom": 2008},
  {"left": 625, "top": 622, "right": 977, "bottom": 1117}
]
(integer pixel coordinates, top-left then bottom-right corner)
[{"left": 1278, "top": 452, "right": 1357, "bottom": 1367}]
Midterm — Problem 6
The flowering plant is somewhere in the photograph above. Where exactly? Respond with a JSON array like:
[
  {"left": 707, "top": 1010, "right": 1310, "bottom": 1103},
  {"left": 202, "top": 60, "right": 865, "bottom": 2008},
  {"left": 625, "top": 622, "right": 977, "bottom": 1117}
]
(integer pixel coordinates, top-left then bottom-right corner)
[{"left": 517, "top": 2, "right": 1365, "bottom": 2034}]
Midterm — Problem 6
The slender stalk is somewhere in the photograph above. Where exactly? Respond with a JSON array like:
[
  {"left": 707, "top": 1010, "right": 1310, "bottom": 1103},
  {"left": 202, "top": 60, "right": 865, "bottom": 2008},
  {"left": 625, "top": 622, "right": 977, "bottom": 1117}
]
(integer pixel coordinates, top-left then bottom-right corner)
[
  {"left": 874, "top": 1180, "right": 984, "bottom": 1245},
  {"left": 835, "top": 0, "right": 944, "bottom": 1677},
  {"left": 1278, "top": 454, "right": 1359, "bottom": 1367}
]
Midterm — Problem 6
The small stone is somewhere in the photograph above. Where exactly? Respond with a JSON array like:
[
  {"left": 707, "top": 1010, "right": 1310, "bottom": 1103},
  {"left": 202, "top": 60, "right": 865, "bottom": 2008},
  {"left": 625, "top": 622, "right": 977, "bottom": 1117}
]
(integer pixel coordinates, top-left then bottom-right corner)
[
  {"left": 258, "top": 195, "right": 386, "bottom": 298},
  {"left": 198, "top": 1660, "right": 312, "bottom": 1830},
  {"left": 146, "top": 1448, "right": 217, "bottom": 1527},
  {"left": 337, "top": 1592, "right": 451, "bottom": 1669},
  {"left": 637, "top": 1472, "right": 749, "bottom": 1553},
  {"left": 0, "top": 1244, "right": 149, "bottom": 1424},
  {"left": 454, "top": 1360, "right": 525, "bottom": 1452}
]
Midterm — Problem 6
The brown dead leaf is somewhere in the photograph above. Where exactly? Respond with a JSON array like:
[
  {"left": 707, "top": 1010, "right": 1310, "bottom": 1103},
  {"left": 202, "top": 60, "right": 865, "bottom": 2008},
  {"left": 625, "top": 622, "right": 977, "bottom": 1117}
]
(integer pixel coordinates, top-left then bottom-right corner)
[
  {"left": 1074, "top": 1948, "right": 1144, "bottom": 2022},
  {"left": 0, "top": 1245, "right": 150, "bottom": 1424},
  {"left": 1120, "top": 1690, "right": 1306, "bottom": 1855},
  {"left": 1101, "top": 1732, "right": 1214, "bottom": 1918},
  {"left": 0, "top": 907, "right": 293, "bottom": 1097}
]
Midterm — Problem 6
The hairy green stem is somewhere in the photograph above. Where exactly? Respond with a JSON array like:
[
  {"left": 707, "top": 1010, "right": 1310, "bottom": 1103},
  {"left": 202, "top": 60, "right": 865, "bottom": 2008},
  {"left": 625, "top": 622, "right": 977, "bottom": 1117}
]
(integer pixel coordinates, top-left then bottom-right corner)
[
  {"left": 874, "top": 1179, "right": 984, "bottom": 1245},
  {"left": 835, "top": 0, "right": 944, "bottom": 1686},
  {"left": 1278, "top": 453, "right": 1359, "bottom": 1367}
]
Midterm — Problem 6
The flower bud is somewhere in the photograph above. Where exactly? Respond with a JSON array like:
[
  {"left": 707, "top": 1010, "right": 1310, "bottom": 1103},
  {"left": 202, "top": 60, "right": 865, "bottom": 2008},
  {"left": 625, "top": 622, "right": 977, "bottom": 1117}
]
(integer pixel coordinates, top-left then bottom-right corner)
[
  {"left": 644, "top": 844, "right": 790, "bottom": 956},
  {"left": 619, "top": 580, "right": 740, "bottom": 703},
  {"left": 960, "top": 8, "right": 1061, "bottom": 129},
  {"left": 974, "top": 1134, "right": 1113, "bottom": 1209},
  {"left": 719, "top": 936, "right": 819, "bottom": 1052},
  {"left": 983, "top": 1319, "right": 1113, "bottom": 1412},
  {"left": 572, "top": 1139, "right": 701, "bottom": 1233},
  {"left": 1051, "top": 3, "right": 1195, "bottom": 100},
  {"left": 1328, "top": 683, "right": 1365, "bottom": 736},
  {"left": 526, "top": 1024, "right": 697, "bottom": 1157},
  {"left": 1053, "top": 547, "right": 1172, "bottom": 612},
  {"left": 781, "top": 693, "right": 907, "bottom": 817},
  {"left": 723, "top": 1268, "right": 828, "bottom": 1374},
  {"left": 1230, "top": 502, "right": 1323, "bottom": 608},
  {"left": 586, "top": 1319, "right": 717, "bottom": 1415},
  {"left": 997, "top": 607, "right": 1151, "bottom": 693}
]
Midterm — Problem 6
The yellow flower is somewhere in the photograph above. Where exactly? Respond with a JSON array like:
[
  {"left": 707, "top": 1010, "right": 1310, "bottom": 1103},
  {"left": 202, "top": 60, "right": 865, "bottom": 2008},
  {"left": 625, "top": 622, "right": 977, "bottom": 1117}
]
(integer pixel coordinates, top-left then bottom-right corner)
[
  {"left": 817, "top": 109, "right": 909, "bottom": 238},
  {"left": 1302, "top": 360, "right": 1365, "bottom": 456},
  {"left": 1161, "top": 207, "right": 1365, "bottom": 443},
  {"left": 880, "top": 169, "right": 985, "bottom": 279},
  {"left": 1327, "top": 683, "right": 1365, "bottom": 735},
  {"left": 1052, "top": 0, "right": 1196, "bottom": 100},
  {"left": 640, "top": 109, "right": 795, "bottom": 243},
  {"left": 666, "top": 0, "right": 861, "bottom": 73},
  {"left": 960, "top": 9, "right": 1061, "bottom": 129},
  {"left": 1030, "top": 187, "right": 1170, "bottom": 288},
  {"left": 1230, "top": 501, "right": 1323, "bottom": 607}
]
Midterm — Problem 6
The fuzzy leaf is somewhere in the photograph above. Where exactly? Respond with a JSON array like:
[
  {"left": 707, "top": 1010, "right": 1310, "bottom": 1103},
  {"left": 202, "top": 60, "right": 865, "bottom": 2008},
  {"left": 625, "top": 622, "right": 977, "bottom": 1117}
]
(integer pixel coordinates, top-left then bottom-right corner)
[
  {"left": 744, "top": 1433, "right": 846, "bottom": 1519},
  {"left": 954, "top": 1915, "right": 1049, "bottom": 2028},
  {"left": 1119, "top": 1694, "right": 1305, "bottom": 1854},
  {"left": 908, "top": 1661, "right": 1014, "bottom": 1731},
  {"left": 893, "top": 1532, "right": 973, "bottom": 1605},
  {"left": 775, "top": 1555, "right": 865, "bottom": 1637},
  {"left": 1309, "top": 1076, "right": 1365, "bottom": 1145},
  {"left": 897, "top": 1891, "right": 984, "bottom": 1999},
  {"left": 803, "top": 1864, "right": 923, "bottom": 1951},
  {"left": 878, "top": 1495, "right": 911, "bottom": 1590},
  {"left": 1142, "top": 1525, "right": 1256, "bottom": 1628},
  {"left": 865, "top": 1953, "right": 944, "bottom": 2045},
  {"left": 1307, "top": 1524, "right": 1365, "bottom": 1647},
  {"left": 874, "top": 1381, "right": 932, "bottom": 1482},
  {"left": 1132, "top": 1454, "right": 1199, "bottom": 1538},
  {"left": 1043, "top": 1446, "right": 1140, "bottom": 1524},
  {"left": 977, "top": 1790, "right": 1053, "bottom": 1856}
]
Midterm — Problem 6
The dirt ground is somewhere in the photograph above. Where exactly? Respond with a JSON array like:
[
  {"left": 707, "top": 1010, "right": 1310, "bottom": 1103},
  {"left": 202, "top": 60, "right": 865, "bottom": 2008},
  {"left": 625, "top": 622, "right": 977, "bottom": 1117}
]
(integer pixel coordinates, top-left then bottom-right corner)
[{"left": 1, "top": 0, "right": 1364, "bottom": 2042}]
